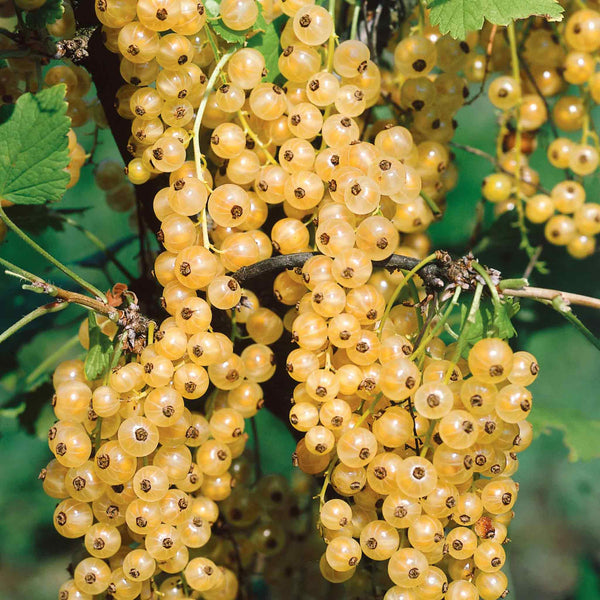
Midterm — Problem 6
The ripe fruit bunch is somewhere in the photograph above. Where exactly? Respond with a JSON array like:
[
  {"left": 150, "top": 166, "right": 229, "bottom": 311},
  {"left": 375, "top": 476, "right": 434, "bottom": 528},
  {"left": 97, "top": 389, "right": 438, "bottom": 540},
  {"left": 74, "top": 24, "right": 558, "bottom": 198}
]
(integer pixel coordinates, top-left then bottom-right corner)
[
  {"left": 44, "top": 337, "right": 259, "bottom": 599},
  {"left": 36, "top": 1, "right": 549, "bottom": 599},
  {"left": 290, "top": 333, "right": 537, "bottom": 600},
  {"left": 97, "top": 0, "right": 478, "bottom": 256},
  {"left": 480, "top": 6, "right": 600, "bottom": 259}
]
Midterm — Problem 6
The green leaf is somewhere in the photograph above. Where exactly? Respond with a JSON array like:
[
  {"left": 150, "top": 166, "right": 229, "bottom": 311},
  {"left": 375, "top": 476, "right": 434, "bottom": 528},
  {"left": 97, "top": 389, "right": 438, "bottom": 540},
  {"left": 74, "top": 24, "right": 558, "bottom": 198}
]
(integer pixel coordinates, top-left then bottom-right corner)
[
  {"left": 25, "top": 0, "right": 64, "bottom": 28},
  {"left": 211, "top": 19, "right": 248, "bottom": 44},
  {"left": 0, "top": 85, "right": 70, "bottom": 205},
  {"left": 248, "top": 14, "right": 286, "bottom": 83},
  {"left": 84, "top": 313, "right": 114, "bottom": 381},
  {"left": 427, "top": 0, "right": 564, "bottom": 39},
  {"left": 209, "top": 1, "right": 267, "bottom": 46},
  {"left": 457, "top": 297, "right": 519, "bottom": 350},
  {"left": 530, "top": 405, "right": 600, "bottom": 462}
]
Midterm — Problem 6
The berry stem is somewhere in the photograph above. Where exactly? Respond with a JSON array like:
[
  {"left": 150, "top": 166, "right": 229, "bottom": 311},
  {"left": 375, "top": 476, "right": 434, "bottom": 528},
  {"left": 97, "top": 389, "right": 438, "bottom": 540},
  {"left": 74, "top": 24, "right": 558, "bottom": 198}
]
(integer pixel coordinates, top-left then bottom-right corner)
[
  {"left": 326, "top": 0, "right": 337, "bottom": 73},
  {"left": 350, "top": 2, "right": 360, "bottom": 40},
  {"left": 318, "top": 454, "right": 337, "bottom": 508},
  {"left": 420, "top": 191, "right": 442, "bottom": 217},
  {"left": 464, "top": 24, "right": 497, "bottom": 107},
  {"left": 0, "top": 255, "right": 42, "bottom": 284},
  {"left": 355, "top": 392, "right": 383, "bottom": 429},
  {"left": 237, "top": 110, "right": 278, "bottom": 166},
  {"left": 192, "top": 49, "right": 235, "bottom": 190},
  {"left": 191, "top": 49, "right": 235, "bottom": 250},
  {"left": 0, "top": 301, "right": 68, "bottom": 345},
  {"left": 0, "top": 206, "right": 107, "bottom": 301},
  {"left": 377, "top": 253, "right": 438, "bottom": 337},
  {"left": 411, "top": 287, "right": 462, "bottom": 361},
  {"left": 471, "top": 260, "right": 501, "bottom": 305}
]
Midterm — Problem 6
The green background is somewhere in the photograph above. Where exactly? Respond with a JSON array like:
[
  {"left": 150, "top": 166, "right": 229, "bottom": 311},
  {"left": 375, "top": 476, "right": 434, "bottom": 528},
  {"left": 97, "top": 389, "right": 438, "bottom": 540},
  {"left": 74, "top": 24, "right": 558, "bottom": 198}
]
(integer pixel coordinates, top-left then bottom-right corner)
[{"left": 0, "top": 87, "right": 600, "bottom": 600}]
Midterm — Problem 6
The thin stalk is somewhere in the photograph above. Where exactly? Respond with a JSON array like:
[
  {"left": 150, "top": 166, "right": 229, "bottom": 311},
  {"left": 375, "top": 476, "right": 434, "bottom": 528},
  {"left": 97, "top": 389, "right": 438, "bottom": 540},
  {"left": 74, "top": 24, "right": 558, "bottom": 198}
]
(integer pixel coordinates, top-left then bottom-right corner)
[
  {"left": 377, "top": 253, "right": 438, "bottom": 337},
  {"left": 406, "top": 277, "right": 424, "bottom": 331},
  {"left": 547, "top": 296, "right": 600, "bottom": 351},
  {"left": 502, "top": 286, "right": 600, "bottom": 310},
  {"left": 251, "top": 417, "right": 262, "bottom": 483},
  {"left": 0, "top": 206, "right": 107, "bottom": 300},
  {"left": 326, "top": 0, "right": 337, "bottom": 73},
  {"left": 350, "top": 2, "right": 360, "bottom": 40},
  {"left": 442, "top": 283, "right": 483, "bottom": 384},
  {"left": 0, "top": 302, "right": 68, "bottom": 345},
  {"left": 318, "top": 454, "right": 338, "bottom": 508},
  {"left": 59, "top": 215, "right": 136, "bottom": 281},
  {"left": 507, "top": 23, "right": 536, "bottom": 263},
  {"left": 93, "top": 416, "right": 103, "bottom": 453},
  {"left": 355, "top": 392, "right": 383, "bottom": 429},
  {"left": 237, "top": 110, "right": 278, "bottom": 165},
  {"left": 0, "top": 255, "right": 42, "bottom": 283},
  {"left": 25, "top": 333, "right": 80, "bottom": 388},
  {"left": 471, "top": 261, "right": 501, "bottom": 305},
  {"left": 192, "top": 50, "right": 234, "bottom": 248},
  {"left": 420, "top": 191, "right": 442, "bottom": 217},
  {"left": 192, "top": 50, "right": 235, "bottom": 187},
  {"left": 411, "top": 287, "right": 462, "bottom": 360},
  {"left": 419, "top": 420, "right": 436, "bottom": 457}
]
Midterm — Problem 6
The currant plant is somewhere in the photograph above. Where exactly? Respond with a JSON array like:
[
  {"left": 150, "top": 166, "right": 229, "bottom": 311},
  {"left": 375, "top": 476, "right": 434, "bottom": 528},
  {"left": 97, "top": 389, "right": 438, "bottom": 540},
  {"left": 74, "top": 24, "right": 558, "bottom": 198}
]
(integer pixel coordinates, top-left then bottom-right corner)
[{"left": 1, "top": 0, "right": 600, "bottom": 599}]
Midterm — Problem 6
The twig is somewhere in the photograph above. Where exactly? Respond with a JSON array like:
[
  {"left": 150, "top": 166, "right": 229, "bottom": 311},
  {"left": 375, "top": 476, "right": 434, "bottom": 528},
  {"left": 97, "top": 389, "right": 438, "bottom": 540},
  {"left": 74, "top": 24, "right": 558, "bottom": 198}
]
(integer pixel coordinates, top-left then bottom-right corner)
[
  {"left": 0, "top": 302, "right": 68, "bottom": 345},
  {"left": 0, "top": 256, "right": 119, "bottom": 319},
  {"left": 523, "top": 245, "right": 543, "bottom": 280},
  {"left": 449, "top": 141, "right": 551, "bottom": 195},
  {"left": 232, "top": 252, "right": 447, "bottom": 291},
  {"left": 0, "top": 205, "right": 107, "bottom": 300},
  {"left": 502, "top": 286, "right": 600, "bottom": 310},
  {"left": 84, "top": 124, "right": 101, "bottom": 166},
  {"left": 465, "top": 24, "right": 497, "bottom": 106}
]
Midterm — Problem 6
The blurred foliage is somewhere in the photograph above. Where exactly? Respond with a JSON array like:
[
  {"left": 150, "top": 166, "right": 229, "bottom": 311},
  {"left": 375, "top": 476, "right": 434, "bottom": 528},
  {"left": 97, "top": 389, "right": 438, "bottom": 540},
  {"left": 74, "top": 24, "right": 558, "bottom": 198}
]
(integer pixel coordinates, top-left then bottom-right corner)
[{"left": 1, "top": 80, "right": 600, "bottom": 600}]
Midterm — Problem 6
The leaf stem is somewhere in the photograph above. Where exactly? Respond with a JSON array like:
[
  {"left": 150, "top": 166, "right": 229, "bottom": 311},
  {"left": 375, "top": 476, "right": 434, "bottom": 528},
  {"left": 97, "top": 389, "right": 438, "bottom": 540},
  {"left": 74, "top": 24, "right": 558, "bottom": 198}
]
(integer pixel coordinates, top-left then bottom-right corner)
[{"left": 0, "top": 206, "right": 107, "bottom": 300}]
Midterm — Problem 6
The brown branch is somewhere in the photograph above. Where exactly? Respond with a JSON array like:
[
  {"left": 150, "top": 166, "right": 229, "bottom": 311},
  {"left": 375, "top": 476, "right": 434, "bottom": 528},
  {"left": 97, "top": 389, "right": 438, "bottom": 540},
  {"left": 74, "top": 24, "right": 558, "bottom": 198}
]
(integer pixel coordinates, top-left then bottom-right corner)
[
  {"left": 502, "top": 286, "right": 600, "bottom": 310},
  {"left": 34, "top": 282, "right": 120, "bottom": 318}
]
